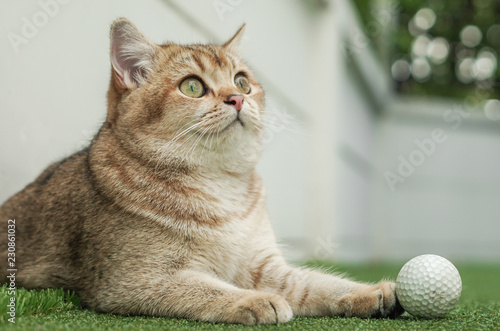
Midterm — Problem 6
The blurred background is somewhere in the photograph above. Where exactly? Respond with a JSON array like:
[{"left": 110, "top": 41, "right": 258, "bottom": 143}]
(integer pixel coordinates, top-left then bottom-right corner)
[{"left": 0, "top": 0, "right": 499, "bottom": 264}]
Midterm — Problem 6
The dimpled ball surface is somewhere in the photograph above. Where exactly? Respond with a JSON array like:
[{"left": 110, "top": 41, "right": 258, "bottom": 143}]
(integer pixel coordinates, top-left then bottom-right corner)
[{"left": 396, "top": 254, "right": 462, "bottom": 319}]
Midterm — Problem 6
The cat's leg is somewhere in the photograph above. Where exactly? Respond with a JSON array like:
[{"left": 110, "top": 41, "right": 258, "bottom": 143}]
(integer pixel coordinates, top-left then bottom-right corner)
[
  {"left": 249, "top": 256, "right": 404, "bottom": 318},
  {"left": 91, "top": 268, "right": 293, "bottom": 325}
]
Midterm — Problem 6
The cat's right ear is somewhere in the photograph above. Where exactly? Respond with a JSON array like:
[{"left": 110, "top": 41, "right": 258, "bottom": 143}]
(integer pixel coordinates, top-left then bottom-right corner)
[{"left": 110, "top": 18, "right": 157, "bottom": 89}]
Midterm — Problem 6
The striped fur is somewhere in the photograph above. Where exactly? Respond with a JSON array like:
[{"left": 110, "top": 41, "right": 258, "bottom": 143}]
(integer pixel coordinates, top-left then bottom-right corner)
[{"left": 0, "top": 18, "right": 403, "bottom": 324}]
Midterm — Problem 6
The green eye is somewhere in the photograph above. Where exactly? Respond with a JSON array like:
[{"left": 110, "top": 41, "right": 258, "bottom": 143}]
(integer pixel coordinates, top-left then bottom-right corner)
[
  {"left": 234, "top": 74, "right": 251, "bottom": 94},
  {"left": 180, "top": 78, "right": 205, "bottom": 98}
]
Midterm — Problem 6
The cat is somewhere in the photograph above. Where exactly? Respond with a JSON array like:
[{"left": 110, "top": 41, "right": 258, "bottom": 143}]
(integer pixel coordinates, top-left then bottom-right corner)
[{"left": 0, "top": 18, "right": 404, "bottom": 325}]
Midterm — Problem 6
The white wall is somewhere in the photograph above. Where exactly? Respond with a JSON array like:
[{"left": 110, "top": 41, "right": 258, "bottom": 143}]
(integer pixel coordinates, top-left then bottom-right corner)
[
  {"left": 318, "top": 0, "right": 389, "bottom": 261},
  {"left": 370, "top": 98, "right": 500, "bottom": 262}
]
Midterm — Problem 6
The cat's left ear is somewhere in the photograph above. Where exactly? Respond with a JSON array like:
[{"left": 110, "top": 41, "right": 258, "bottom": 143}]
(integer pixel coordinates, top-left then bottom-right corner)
[
  {"left": 110, "top": 18, "right": 158, "bottom": 89},
  {"left": 222, "top": 24, "right": 246, "bottom": 53}
]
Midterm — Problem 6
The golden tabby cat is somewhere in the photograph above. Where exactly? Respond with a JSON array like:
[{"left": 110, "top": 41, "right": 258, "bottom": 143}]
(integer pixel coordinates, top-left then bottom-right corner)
[{"left": 0, "top": 18, "right": 403, "bottom": 324}]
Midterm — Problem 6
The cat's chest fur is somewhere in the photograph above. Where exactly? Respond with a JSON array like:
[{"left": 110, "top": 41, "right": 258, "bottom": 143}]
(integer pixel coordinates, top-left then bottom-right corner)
[{"left": 136, "top": 184, "right": 269, "bottom": 287}]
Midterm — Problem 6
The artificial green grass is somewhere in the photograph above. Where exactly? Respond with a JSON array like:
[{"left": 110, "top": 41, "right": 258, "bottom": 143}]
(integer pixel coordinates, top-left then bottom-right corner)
[
  {"left": 0, "top": 285, "right": 81, "bottom": 323},
  {"left": 1, "top": 262, "right": 499, "bottom": 330}
]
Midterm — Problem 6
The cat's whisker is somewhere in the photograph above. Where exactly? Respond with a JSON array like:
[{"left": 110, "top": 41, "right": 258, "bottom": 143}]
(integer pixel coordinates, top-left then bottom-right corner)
[
  {"left": 186, "top": 122, "right": 212, "bottom": 162},
  {"left": 160, "top": 120, "right": 205, "bottom": 153},
  {"left": 169, "top": 120, "right": 203, "bottom": 144},
  {"left": 149, "top": 119, "right": 202, "bottom": 164},
  {"left": 199, "top": 123, "right": 218, "bottom": 162},
  {"left": 151, "top": 121, "right": 206, "bottom": 171},
  {"left": 171, "top": 113, "right": 199, "bottom": 130},
  {"left": 154, "top": 118, "right": 199, "bottom": 157},
  {"left": 162, "top": 131, "right": 200, "bottom": 163},
  {"left": 209, "top": 125, "right": 217, "bottom": 150},
  {"left": 202, "top": 127, "right": 214, "bottom": 150},
  {"left": 259, "top": 115, "right": 307, "bottom": 138}
]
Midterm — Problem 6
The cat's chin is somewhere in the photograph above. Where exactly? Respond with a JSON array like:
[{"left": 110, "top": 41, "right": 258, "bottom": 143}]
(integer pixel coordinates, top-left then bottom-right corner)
[{"left": 219, "top": 118, "right": 244, "bottom": 134}]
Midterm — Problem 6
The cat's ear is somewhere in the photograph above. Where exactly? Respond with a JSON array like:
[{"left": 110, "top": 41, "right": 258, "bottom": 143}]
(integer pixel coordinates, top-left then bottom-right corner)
[
  {"left": 222, "top": 24, "right": 246, "bottom": 53},
  {"left": 110, "top": 18, "right": 157, "bottom": 89}
]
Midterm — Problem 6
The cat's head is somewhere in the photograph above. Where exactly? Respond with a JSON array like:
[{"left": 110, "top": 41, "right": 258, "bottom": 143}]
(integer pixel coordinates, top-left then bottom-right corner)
[{"left": 105, "top": 18, "right": 264, "bottom": 173}]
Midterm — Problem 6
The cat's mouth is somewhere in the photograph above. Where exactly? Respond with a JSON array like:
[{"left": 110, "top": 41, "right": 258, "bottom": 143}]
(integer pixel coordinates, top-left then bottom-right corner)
[{"left": 220, "top": 117, "right": 244, "bottom": 133}]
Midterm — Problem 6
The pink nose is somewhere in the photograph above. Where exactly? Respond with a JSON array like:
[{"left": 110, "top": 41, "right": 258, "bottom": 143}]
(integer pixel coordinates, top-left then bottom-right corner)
[{"left": 225, "top": 94, "right": 244, "bottom": 111}]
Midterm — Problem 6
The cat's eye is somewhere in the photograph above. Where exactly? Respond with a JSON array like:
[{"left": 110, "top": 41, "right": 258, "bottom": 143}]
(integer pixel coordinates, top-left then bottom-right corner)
[
  {"left": 234, "top": 74, "right": 251, "bottom": 94},
  {"left": 179, "top": 77, "right": 205, "bottom": 98}
]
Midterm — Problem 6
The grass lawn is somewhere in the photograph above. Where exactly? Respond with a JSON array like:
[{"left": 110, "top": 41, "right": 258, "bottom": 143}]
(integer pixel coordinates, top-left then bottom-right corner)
[{"left": 1, "top": 262, "right": 499, "bottom": 330}]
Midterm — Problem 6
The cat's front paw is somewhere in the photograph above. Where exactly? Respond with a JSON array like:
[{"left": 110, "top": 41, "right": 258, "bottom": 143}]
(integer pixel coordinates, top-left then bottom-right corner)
[
  {"left": 228, "top": 292, "right": 293, "bottom": 325},
  {"left": 338, "top": 281, "right": 404, "bottom": 318}
]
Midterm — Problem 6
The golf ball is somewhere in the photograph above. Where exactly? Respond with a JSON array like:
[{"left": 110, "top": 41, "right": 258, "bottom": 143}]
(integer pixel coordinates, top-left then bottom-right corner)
[{"left": 396, "top": 254, "right": 462, "bottom": 319}]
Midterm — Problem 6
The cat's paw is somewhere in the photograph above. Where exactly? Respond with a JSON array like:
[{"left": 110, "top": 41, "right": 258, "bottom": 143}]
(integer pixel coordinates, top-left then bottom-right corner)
[
  {"left": 338, "top": 281, "right": 405, "bottom": 318},
  {"left": 228, "top": 292, "right": 293, "bottom": 325}
]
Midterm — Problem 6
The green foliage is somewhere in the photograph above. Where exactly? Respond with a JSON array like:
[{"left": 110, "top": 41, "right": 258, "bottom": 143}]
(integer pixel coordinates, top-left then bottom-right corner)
[{"left": 352, "top": 0, "right": 500, "bottom": 100}]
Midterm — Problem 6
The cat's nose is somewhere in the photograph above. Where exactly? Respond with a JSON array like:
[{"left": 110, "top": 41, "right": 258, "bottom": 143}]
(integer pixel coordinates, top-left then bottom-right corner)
[{"left": 225, "top": 94, "right": 244, "bottom": 111}]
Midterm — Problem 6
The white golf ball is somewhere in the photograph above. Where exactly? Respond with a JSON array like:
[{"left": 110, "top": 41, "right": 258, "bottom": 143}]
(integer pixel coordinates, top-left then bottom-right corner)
[{"left": 396, "top": 254, "right": 462, "bottom": 319}]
